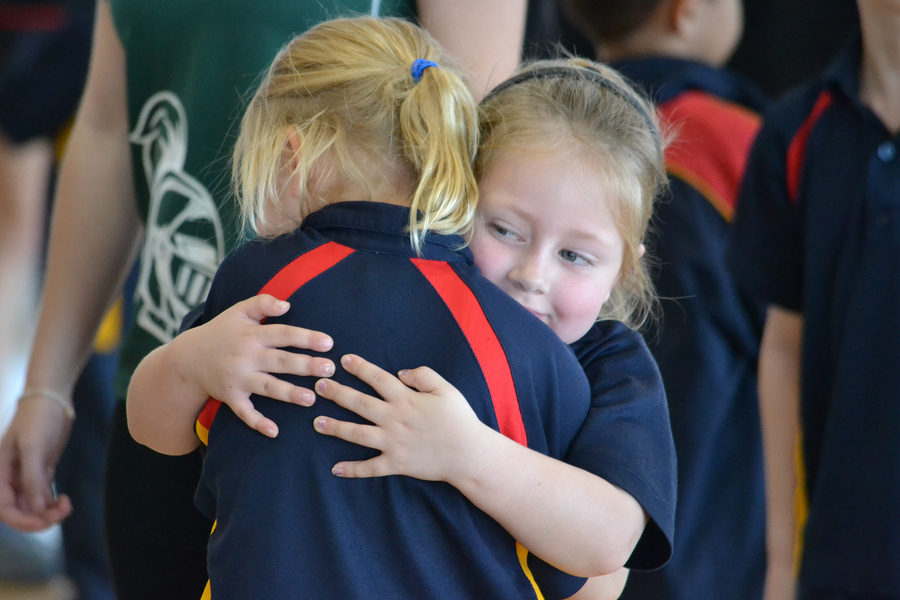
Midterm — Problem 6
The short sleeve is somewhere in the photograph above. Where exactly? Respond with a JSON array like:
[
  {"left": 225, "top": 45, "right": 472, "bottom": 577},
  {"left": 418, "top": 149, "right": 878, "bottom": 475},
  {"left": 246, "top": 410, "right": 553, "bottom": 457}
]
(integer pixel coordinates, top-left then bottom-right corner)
[
  {"left": 567, "top": 321, "right": 677, "bottom": 571},
  {"left": 728, "top": 113, "right": 804, "bottom": 312}
]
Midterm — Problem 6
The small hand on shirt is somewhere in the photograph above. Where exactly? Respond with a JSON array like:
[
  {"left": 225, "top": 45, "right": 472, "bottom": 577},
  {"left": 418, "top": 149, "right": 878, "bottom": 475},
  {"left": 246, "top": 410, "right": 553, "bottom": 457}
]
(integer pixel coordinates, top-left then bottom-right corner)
[{"left": 312, "top": 354, "right": 486, "bottom": 484}]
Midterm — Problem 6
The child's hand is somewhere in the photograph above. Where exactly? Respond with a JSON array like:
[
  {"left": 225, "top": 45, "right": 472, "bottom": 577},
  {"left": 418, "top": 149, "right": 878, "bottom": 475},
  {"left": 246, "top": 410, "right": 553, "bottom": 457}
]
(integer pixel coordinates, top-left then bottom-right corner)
[
  {"left": 184, "top": 294, "right": 336, "bottom": 437},
  {"left": 312, "top": 354, "right": 486, "bottom": 482}
]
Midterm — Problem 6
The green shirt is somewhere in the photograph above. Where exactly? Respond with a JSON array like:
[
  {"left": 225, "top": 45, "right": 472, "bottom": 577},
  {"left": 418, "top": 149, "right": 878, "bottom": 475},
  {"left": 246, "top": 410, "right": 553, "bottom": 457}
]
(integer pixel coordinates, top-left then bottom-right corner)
[{"left": 108, "top": 0, "right": 416, "bottom": 399}]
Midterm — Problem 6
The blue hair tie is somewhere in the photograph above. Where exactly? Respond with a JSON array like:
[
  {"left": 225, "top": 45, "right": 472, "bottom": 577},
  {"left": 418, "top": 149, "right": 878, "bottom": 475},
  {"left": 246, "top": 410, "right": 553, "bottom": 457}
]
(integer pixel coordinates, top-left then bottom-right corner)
[{"left": 410, "top": 59, "right": 438, "bottom": 83}]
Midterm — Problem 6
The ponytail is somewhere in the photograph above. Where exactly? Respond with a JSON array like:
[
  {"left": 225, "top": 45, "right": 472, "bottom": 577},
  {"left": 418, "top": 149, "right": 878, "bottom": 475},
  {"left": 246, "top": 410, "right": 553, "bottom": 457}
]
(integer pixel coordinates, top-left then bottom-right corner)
[
  {"left": 233, "top": 17, "right": 479, "bottom": 250},
  {"left": 399, "top": 52, "right": 479, "bottom": 250}
]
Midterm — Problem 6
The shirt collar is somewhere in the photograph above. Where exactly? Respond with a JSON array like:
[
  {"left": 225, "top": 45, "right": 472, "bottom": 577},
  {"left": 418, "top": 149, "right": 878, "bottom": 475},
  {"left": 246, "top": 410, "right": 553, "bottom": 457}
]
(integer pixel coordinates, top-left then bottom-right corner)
[{"left": 303, "top": 201, "right": 474, "bottom": 265}]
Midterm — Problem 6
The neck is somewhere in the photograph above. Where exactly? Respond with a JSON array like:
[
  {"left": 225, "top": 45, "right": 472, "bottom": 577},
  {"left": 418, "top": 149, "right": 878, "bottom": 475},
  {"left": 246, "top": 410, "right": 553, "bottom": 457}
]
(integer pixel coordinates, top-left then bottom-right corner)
[
  {"left": 858, "top": 4, "right": 900, "bottom": 132},
  {"left": 305, "top": 153, "right": 415, "bottom": 215},
  {"left": 601, "top": 33, "right": 698, "bottom": 65}
]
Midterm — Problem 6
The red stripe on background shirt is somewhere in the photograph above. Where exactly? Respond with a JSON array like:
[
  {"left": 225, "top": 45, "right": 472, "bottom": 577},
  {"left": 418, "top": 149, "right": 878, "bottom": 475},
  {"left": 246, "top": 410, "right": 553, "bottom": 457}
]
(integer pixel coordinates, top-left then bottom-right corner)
[
  {"left": 786, "top": 90, "right": 834, "bottom": 204},
  {"left": 659, "top": 90, "right": 762, "bottom": 221},
  {"left": 411, "top": 258, "right": 527, "bottom": 446},
  {"left": 196, "top": 241, "right": 356, "bottom": 443},
  {"left": 0, "top": 5, "right": 68, "bottom": 32}
]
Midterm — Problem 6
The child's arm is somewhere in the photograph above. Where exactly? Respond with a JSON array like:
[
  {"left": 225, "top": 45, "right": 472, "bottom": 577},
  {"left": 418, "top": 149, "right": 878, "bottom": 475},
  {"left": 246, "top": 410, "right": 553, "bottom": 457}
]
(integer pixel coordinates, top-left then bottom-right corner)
[
  {"left": 758, "top": 306, "right": 803, "bottom": 600},
  {"left": 313, "top": 355, "right": 646, "bottom": 577},
  {"left": 126, "top": 294, "right": 335, "bottom": 456}
]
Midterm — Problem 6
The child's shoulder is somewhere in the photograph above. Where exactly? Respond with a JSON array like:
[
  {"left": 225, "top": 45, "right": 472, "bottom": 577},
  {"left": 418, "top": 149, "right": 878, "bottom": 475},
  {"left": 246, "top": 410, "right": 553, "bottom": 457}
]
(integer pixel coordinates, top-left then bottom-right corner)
[
  {"left": 206, "top": 231, "right": 327, "bottom": 311},
  {"left": 570, "top": 320, "right": 659, "bottom": 376},
  {"left": 616, "top": 55, "right": 768, "bottom": 113}
]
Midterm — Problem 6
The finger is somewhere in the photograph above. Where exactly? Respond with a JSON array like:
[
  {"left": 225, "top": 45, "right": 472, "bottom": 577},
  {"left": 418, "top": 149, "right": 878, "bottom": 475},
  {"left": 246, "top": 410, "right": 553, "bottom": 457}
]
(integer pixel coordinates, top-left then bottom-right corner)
[
  {"left": 0, "top": 495, "right": 71, "bottom": 532},
  {"left": 261, "top": 348, "right": 335, "bottom": 379},
  {"left": 329, "top": 458, "right": 393, "bottom": 479},
  {"left": 239, "top": 294, "right": 291, "bottom": 322},
  {"left": 17, "top": 447, "right": 51, "bottom": 514},
  {"left": 248, "top": 373, "right": 317, "bottom": 406},
  {"left": 314, "top": 379, "right": 385, "bottom": 423},
  {"left": 396, "top": 365, "right": 454, "bottom": 396},
  {"left": 339, "top": 355, "right": 408, "bottom": 400},
  {"left": 227, "top": 398, "right": 280, "bottom": 439},
  {"left": 313, "top": 416, "right": 384, "bottom": 452},
  {"left": 262, "top": 323, "right": 334, "bottom": 354}
]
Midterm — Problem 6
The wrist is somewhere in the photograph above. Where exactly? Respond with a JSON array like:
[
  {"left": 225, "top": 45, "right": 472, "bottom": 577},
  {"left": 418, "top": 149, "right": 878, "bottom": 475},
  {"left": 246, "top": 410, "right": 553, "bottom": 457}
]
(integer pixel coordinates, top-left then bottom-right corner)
[
  {"left": 445, "top": 423, "right": 511, "bottom": 491},
  {"left": 167, "top": 330, "right": 209, "bottom": 400},
  {"left": 18, "top": 388, "right": 76, "bottom": 420}
]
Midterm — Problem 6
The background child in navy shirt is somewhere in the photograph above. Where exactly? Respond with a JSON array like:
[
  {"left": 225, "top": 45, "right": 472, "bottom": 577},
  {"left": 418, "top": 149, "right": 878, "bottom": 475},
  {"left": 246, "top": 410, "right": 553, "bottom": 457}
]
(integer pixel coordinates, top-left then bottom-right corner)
[
  {"left": 729, "top": 1, "right": 900, "bottom": 598},
  {"left": 128, "top": 52, "right": 677, "bottom": 599},
  {"left": 550, "top": 1, "right": 768, "bottom": 598}
]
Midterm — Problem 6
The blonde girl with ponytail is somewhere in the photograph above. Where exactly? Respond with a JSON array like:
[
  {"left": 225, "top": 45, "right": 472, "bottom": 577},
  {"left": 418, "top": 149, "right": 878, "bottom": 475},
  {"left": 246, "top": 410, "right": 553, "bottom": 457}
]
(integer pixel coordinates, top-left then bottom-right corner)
[{"left": 127, "top": 17, "right": 596, "bottom": 600}]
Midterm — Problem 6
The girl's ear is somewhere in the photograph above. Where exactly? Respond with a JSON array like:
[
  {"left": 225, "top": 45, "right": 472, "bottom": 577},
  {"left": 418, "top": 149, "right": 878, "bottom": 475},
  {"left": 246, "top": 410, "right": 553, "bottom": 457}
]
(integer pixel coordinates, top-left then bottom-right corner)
[{"left": 668, "top": 0, "right": 702, "bottom": 36}]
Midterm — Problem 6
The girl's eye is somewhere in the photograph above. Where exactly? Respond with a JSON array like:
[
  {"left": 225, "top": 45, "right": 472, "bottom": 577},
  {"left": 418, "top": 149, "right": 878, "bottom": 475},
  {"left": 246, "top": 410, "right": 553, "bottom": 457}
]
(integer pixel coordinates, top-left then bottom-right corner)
[
  {"left": 491, "top": 223, "right": 519, "bottom": 240},
  {"left": 560, "top": 249, "right": 593, "bottom": 266}
]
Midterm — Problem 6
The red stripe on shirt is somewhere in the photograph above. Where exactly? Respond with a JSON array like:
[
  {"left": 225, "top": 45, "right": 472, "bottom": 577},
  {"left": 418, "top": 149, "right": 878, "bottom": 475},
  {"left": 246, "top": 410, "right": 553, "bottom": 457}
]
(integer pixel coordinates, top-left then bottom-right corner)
[
  {"left": 786, "top": 90, "right": 834, "bottom": 204},
  {"left": 659, "top": 90, "right": 762, "bottom": 221},
  {"left": 411, "top": 258, "right": 527, "bottom": 446},
  {"left": 0, "top": 5, "right": 68, "bottom": 32},
  {"left": 197, "top": 241, "right": 356, "bottom": 445}
]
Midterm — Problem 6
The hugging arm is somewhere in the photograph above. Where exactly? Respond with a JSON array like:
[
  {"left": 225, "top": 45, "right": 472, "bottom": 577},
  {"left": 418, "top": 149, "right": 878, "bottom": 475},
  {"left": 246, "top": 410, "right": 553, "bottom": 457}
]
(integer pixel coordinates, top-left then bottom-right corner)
[
  {"left": 126, "top": 294, "right": 337, "bottom": 455},
  {"left": 313, "top": 355, "right": 647, "bottom": 578}
]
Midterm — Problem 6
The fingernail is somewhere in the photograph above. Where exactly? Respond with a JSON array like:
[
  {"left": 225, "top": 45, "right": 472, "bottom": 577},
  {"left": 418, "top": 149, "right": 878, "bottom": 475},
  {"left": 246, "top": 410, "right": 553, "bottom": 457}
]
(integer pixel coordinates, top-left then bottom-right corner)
[
  {"left": 300, "top": 391, "right": 315, "bottom": 405},
  {"left": 314, "top": 418, "right": 327, "bottom": 431},
  {"left": 263, "top": 426, "right": 278, "bottom": 438},
  {"left": 316, "top": 379, "right": 327, "bottom": 392},
  {"left": 278, "top": 300, "right": 290, "bottom": 311},
  {"left": 398, "top": 369, "right": 409, "bottom": 377},
  {"left": 332, "top": 466, "right": 344, "bottom": 477},
  {"left": 322, "top": 362, "right": 335, "bottom": 376},
  {"left": 320, "top": 337, "right": 334, "bottom": 351},
  {"left": 341, "top": 355, "right": 352, "bottom": 366}
]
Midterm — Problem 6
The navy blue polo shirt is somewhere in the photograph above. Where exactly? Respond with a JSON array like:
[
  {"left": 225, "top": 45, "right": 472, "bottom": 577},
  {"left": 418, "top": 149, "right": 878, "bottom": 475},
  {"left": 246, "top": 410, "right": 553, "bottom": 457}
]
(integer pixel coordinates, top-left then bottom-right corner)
[
  {"left": 613, "top": 57, "right": 768, "bottom": 600},
  {"left": 0, "top": 0, "right": 94, "bottom": 142},
  {"left": 729, "top": 33, "right": 900, "bottom": 598},
  {"left": 568, "top": 320, "right": 676, "bottom": 571},
  {"left": 195, "top": 202, "right": 594, "bottom": 599}
]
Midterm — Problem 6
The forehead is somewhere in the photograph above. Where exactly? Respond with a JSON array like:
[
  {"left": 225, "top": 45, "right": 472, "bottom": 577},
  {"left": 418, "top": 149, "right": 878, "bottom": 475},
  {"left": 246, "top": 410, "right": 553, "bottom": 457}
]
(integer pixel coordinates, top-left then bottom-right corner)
[
  {"left": 478, "top": 148, "right": 625, "bottom": 241},
  {"left": 479, "top": 145, "right": 617, "bottom": 208}
]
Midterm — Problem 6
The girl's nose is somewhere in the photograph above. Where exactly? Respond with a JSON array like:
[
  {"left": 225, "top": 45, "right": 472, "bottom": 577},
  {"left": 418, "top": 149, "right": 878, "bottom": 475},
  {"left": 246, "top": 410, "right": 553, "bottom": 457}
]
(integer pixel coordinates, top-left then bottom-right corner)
[{"left": 508, "top": 253, "right": 548, "bottom": 294}]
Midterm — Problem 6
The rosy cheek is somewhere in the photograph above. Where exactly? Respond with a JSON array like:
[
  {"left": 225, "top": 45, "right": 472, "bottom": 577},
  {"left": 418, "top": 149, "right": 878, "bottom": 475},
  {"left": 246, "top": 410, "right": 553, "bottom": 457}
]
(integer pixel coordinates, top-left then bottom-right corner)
[{"left": 471, "top": 239, "right": 508, "bottom": 289}]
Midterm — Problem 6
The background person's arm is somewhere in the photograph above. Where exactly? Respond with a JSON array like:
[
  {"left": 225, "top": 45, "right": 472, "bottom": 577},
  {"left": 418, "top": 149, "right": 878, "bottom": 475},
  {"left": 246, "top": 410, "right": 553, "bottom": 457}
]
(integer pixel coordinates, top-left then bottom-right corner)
[
  {"left": 417, "top": 0, "right": 526, "bottom": 97},
  {"left": 0, "top": 0, "right": 139, "bottom": 531},
  {"left": 759, "top": 305, "right": 803, "bottom": 600}
]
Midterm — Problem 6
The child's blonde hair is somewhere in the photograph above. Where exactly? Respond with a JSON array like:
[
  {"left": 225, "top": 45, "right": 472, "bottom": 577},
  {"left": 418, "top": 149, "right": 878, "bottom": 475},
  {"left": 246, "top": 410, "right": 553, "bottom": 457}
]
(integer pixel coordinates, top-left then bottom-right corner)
[
  {"left": 478, "top": 58, "right": 668, "bottom": 329},
  {"left": 233, "top": 17, "right": 479, "bottom": 250}
]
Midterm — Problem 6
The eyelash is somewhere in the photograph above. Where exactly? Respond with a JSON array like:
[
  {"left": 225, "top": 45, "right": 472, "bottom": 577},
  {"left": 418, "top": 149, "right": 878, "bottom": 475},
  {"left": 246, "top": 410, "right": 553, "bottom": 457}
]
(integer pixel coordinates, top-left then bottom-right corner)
[
  {"left": 491, "top": 223, "right": 520, "bottom": 241},
  {"left": 560, "top": 249, "right": 593, "bottom": 266},
  {"left": 491, "top": 223, "right": 595, "bottom": 266}
]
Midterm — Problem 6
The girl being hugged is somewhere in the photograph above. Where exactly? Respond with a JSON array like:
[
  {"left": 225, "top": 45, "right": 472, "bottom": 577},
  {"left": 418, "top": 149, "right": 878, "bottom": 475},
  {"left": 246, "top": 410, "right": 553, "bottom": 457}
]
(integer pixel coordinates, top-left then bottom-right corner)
[{"left": 128, "top": 18, "right": 612, "bottom": 600}]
